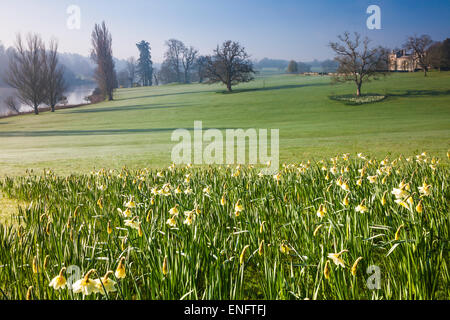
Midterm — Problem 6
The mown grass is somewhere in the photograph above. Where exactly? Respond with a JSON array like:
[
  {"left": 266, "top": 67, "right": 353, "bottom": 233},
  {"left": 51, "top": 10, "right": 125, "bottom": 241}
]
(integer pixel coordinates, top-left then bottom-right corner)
[
  {"left": 0, "top": 72, "right": 449, "bottom": 176},
  {"left": 0, "top": 152, "right": 448, "bottom": 300}
]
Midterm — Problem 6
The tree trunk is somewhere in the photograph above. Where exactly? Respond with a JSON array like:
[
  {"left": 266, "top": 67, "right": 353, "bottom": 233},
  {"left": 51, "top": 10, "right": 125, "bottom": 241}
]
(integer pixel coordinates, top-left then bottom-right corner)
[
  {"left": 108, "top": 92, "right": 113, "bottom": 101},
  {"left": 356, "top": 82, "right": 362, "bottom": 97},
  {"left": 424, "top": 68, "right": 427, "bottom": 77},
  {"left": 34, "top": 105, "right": 39, "bottom": 115},
  {"left": 227, "top": 82, "right": 232, "bottom": 92},
  {"left": 51, "top": 104, "right": 55, "bottom": 112}
]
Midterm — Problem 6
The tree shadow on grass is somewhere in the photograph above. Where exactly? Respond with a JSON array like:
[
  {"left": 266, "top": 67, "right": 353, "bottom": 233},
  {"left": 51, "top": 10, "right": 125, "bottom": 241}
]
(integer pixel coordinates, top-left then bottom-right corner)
[
  {"left": 0, "top": 127, "right": 238, "bottom": 137},
  {"left": 388, "top": 89, "right": 450, "bottom": 98},
  {"left": 114, "top": 89, "right": 217, "bottom": 101},
  {"left": 65, "top": 103, "right": 193, "bottom": 114},
  {"left": 217, "top": 83, "right": 329, "bottom": 94}
]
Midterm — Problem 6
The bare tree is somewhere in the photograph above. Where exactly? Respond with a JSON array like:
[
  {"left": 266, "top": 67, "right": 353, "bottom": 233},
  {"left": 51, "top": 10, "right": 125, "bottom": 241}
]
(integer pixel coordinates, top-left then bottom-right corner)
[
  {"left": 164, "top": 39, "right": 185, "bottom": 83},
  {"left": 5, "top": 33, "right": 47, "bottom": 114},
  {"left": 329, "top": 32, "right": 389, "bottom": 96},
  {"left": 91, "top": 22, "right": 117, "bottom": 101},
  {"left": 4, "top": 96, "right": 20, "bottom": 114},
  {"left": 44, "top": 39, "right": 66, "bottom": 112},
  {"left": 196, "top": 55, "right": 208, "bottom": 83},
  {"left": 181, "top": 46, "right": 198, "bottom": 83},
  {"left": 126, "top": 57, "right": 136, "bottom": 87},
  {"left": 204, "top": 40, "right": 255, "bottom": 92},
  {"left": 404, "top": 34, "right": 433, "bottom": 77}
]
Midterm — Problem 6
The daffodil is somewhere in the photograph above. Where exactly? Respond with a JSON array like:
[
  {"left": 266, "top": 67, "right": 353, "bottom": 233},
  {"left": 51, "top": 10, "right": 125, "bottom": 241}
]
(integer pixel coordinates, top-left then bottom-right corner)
[
  {"left": 416, "top": 200, "right": 423, "bottom": 213},
  {"left": 280, "top": 243, "right": 290, "bottom": 254},
  {"left": 95, "top": 271, "right": 117, "bottom": 295},
  {"left": 342, "top": 193, "right": 350, "bottom": 206},
  {"left": 124, "top": 217, "right": 140, "bottom": 230},
  {"left": 367, "top": 175, "right": 377, "bottom": 184},
  {"left": 324, "top": 260, "right": 330, "bottom": 280},
  {"left": 184, "top": 187, "right": 193, "bottom": 195},
  {"left": 166, "top": 217, "right": 177, "bottom": 227},
  {"left": 115, "top": 258, "right": 126, "bottom": 279},
  {"left": 162, "top": 256, "right": 168, "bottom": 276},
  {"left": 72, "top": 269, "right": 99, "bottom": 295},
  {"left": 234, "top": 199, "right": 244, "bottom": 214},
  {"left": 381, "top": 191, "right": 387, "bottom": 206},
  {"left": 169, "top": 204, "right": 179, "bottom": 216},
  {"left": 317, "top": 204, "right": 327, "bottom": 218},
  {"left": 97, "top": 197, "right": 103, "bottom": 209},
  {"left": 418, "top": 183, "right": 432, "bottom": 196},
  {"left": 125, "top": 199, "right": 136, "bottom": 209},
  {"left": 49, "top": 267, "right": 67, "bottom": 290},
  {"left": 107, "top": 221, "right": 113, "bottom": 234},
  {"left": 327, "top": 250, "right": 348, "bottom": 268},
  {"left": 351, "top": 257, "right": 363, "bottom": 276},
  {"left": 220, "top": 194, "right": 226, "bottom": 206},
  {"left": 258, "top": 240, "right": 264, "bottom": 256},
  {"left": 260, "top": 221, "right": 265, "bottom": 234},
  {"left": 240, "top": 245, "right": 250, "bottom": 265},
  {"left": 355, "top": 199, "right": 368, "bottom": 213}
]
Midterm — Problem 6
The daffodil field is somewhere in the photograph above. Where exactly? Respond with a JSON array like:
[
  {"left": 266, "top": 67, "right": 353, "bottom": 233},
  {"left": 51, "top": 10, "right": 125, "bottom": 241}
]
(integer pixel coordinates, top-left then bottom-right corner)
[{"left": 0, "top": 152, "right": 449, "bottom": 300}]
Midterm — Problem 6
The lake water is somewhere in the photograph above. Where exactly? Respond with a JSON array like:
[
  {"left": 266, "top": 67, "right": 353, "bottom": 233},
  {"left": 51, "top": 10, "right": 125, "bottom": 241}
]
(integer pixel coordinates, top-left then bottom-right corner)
[{"left": 0, "top": 85, "right": 95, "bottom": 116}]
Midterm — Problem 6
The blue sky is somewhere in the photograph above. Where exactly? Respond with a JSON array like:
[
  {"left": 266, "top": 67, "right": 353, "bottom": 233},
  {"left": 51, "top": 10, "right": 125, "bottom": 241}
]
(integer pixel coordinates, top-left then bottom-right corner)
[{"left": 0, "top": 0, "right": 449, "bottom": 62}]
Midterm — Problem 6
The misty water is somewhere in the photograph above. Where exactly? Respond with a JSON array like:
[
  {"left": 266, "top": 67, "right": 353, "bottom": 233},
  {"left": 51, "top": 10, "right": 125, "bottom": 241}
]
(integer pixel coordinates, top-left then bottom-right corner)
[{"left": 0, "top": 85, "right": 95, "bottom": 116}]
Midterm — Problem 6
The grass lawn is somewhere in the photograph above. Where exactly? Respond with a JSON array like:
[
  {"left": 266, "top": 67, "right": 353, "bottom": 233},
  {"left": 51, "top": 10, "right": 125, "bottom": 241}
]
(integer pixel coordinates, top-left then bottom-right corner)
[{"left": 0, "top": 71, "right": 449, "bottom": 176}]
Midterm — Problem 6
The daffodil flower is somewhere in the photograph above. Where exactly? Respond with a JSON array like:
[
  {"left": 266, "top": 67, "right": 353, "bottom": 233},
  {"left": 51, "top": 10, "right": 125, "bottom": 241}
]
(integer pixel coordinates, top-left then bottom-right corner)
[
  {"left": 327, "top": 250, "right": 348, "bottom": 268},
  {"left": 351, "top": 257, "right": 363, "bottom": 276},
  {"left": 72, "top": 269, "right": 99, "bottom": 295},
  {"left": 169, "top": 204, "right": 179, "bottom": 216},
  {"left": 317, "top": 204, "right": 327, "bottom": 218},
  {"left": 95, "top": 271, "right": 117, "bottom": 295},
  {"left": 124, "top": 217, "right": 140, "bottom": 230},
  {"left": 115, "top": 258, "right": 126, "bottom": 279},
  {"left": 355, "top": 199, "right": 368, "bottom": 213},
  {"left": 49, "top": 267, "right": 67, "bottom": 290}
]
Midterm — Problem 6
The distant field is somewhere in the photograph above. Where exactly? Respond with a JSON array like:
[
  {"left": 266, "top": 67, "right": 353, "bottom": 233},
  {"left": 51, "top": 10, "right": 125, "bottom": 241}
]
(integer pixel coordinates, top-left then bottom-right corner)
[{"left": 0, "top": 72, "right": 449, "bottom": 176}]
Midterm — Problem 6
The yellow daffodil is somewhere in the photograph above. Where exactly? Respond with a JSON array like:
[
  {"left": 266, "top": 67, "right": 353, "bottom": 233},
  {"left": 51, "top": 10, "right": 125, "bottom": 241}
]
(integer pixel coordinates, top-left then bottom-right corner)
[
  {"left": 166, "top": 217, "right": 176, "bottom": 227},
  {"left": 95, "top": 271, "right": 117, "bottom": 295},
  {"left": 327, "top": 250, "right": 348, "bottom": 268},
  {"left": 381, "top": 191, "right": 387, "bottom": 206},
  {"left": 115, "top": 258, "right": 126, "bottom": 279},
  {"left": 260, "top": 221, "right": 265, "bottom": 234},
  {"left": 418, "top": 183, "right": 432, "bottom": 196},
  {"left": 342, "top": 193, "right": 350, "bottom": 206},
  {"left": 184, "top": 187, "right": 193, "bottom": 195},
  {"left": 356, "top": 178, "right": 363, "bottom": 186},
  {"left": 240, "top": 245, "right": 250, "bottom": 265},
  {"left": 367, "top": 175, "right": 377, "bottom": 184},
  {"left": 221, "top": 194, "right": 226, "bottom": 206},
  {"left": 258, "top": 240, "right": 264, "bottom": 256},
  {"left": 125, "top": 199, "right": 136, "bottom": 209},
  {"left": 351, "top": 257, "right": 363, "bottom": 276},
  {"left": 324, "top": 260, "right": 330, "bottom": 280},
  {"left": 162, "top": 256, "right": 168, "bottom": 276},
  {"left": 169, "top": 204, "right": 179, "bottom": 216},
  {"left": 72, "top": 269, "right": 99, "bottom": 295},
  {"left": 26, "top": 286, "right": 33, "bottom": 300},
  {"left": 49, "top": 267, "right": 67, "bottom": 290},
  {"left": 234, "top": 199, "right": 244, "bottom": 214},
  {"left": 355, "top": 199, "right": 368, "bottom": 213},
  {"left": 124, "top": 217, "right": 140, "bottom": 230},
  {"left": 416, "top": 200, "right": 423, "bottom": 213},
  {"left": 107, "top": 221, "right": 113, "bottom": 234},
  {"left": 97, "top": 197, "right": 103, "bottom": 209},
  {"left": 280, "top": 243, "right": 290, "bottom": 254},
  {"left": 317, "top": 204, "right": 327, "bottom": 218}
]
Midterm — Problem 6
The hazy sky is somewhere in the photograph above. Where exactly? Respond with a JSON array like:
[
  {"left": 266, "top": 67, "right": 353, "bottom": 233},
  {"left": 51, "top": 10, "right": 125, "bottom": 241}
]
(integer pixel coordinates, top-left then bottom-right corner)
[{"left": 0, "top": 0, "right": 449, "bottom": 62}]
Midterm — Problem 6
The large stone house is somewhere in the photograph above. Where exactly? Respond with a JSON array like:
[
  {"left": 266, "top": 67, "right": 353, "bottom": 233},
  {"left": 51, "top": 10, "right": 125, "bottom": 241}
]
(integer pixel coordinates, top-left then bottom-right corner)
[{"left": 388, "top": 50, "right": 418, "bottom": 72}]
